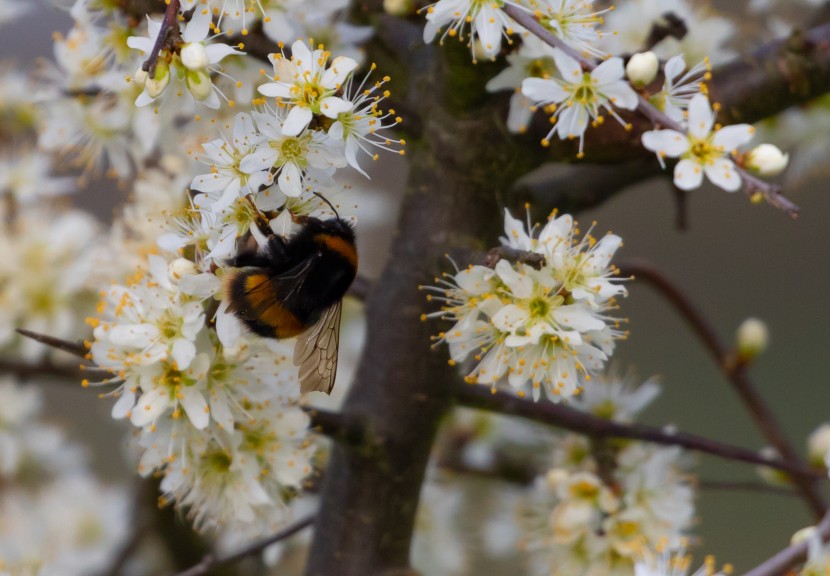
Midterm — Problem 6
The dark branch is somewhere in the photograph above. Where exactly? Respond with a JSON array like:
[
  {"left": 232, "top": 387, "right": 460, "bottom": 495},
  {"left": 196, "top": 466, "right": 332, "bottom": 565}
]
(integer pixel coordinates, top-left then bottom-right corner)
[
  {"left": 455, "top": 385, "right": 823, "bottom": 479},
  {"left": 0, "top": 359, "right": 85, "bottom": 381},
  {"left": 16, "top": 328, "right": 88, "bottom": 358},
  {"left": 142, "top": 0, "right": 181, "bottom": 78},
  {"left": 484, "top": 246, "right": 546, "bottom": 271},
  {"left": 620, "top": 260, "right": 828, "bottom": 518},
  {"left": 171, "top": 514, "right": 315, "bottom": 576},
  {"left": 304, "top": 407, "right": 367, "bottom": 446}
]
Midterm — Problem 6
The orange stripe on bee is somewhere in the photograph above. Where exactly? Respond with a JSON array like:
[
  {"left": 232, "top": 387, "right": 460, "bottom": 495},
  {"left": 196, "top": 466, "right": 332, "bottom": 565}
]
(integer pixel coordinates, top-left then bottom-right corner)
[
  {"left": 315, "top": 234, "right": 358, "bottom": 268},
  {"left": 243, "top": 274, "right": 304, "bottom": 338}
]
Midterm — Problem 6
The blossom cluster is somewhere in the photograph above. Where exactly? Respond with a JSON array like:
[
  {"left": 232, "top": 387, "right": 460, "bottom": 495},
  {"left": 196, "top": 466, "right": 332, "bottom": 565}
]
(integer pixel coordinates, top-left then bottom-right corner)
[
  {"left": 421, "top": 0, "right": 790, "bottom": 192},
  {"left": 425, "top": 208, "right": 627, "bottom": 401},
  {"left": 523, "top": 373, "right": 696, "bottom": 575}
]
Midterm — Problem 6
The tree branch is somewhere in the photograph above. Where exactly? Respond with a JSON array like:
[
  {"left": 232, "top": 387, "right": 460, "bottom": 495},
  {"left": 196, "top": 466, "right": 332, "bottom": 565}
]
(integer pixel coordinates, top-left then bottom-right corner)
[
  {"left": 619, "top": 260, "right": 828, "bottom": 518},
  {"left": 142, "top": 0, "right": 181, "bottom": 78},
  {"left": 502, "top": 5, "right": 801, "bottom": 219},
  {"left": 455, "top": 385, "right": 823, "bottom": 479},
  {"left": 170, "top": 514, "right": 315, "bottom": 576},
  {"left": 16, "top": 328, "right": 88, "bottom": 358},
  {"left": 304, "top": 407, "right": 368, "bottom": 446}
]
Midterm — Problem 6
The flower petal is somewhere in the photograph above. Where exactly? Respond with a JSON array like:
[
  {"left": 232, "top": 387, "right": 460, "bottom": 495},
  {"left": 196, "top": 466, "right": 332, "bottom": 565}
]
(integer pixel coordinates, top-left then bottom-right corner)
[
  {"left": 704, "top": 157, "right": 742, "bottom": 191},
  {"left": 673, "top": 158, "right": 704, "bottom": 190}
]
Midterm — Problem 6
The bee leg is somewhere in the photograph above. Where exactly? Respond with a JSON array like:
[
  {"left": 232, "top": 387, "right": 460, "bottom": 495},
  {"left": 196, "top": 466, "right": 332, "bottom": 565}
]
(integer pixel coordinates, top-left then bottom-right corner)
[{"left": 227, "top": 248, "right": 271, "bottom": 268}]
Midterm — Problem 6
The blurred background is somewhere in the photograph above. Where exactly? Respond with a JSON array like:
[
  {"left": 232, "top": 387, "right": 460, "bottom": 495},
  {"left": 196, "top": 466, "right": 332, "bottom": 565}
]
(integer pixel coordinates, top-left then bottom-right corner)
[{"left": 3, "top": 0, "right": 830, "bottom": 573}]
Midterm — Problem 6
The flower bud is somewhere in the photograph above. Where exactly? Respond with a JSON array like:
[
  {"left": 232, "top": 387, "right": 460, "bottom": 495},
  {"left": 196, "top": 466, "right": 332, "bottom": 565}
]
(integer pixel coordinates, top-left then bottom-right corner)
[
  {"left": 187, "top": 69, "right": 213, "bottom": 101},
  {"left": 383, "top": 0, "right": 413, "bottom": 16},
  {"left": 736, "top": 317, "right": 769, "bottom": 359},
  {"left": 133, "top": 67, "right": 148, "bottom": 86},
  {"left": 625, "top": 52, "right": 659, "bottom": 87},
  {"left": 756, "top": 446, "right": 790, "bottom": 486},
  {"left": 545, "top": 468, "right": 569, "bottom": 492},
  {"left": 807, "top": 423, "right": 830, "bottom": 468},
  {"left": 745, "top": 143, "right": 789, "bottom": 176},
  {"left": 145, "top": 61, "right": 170, "bottom": 98},
  {"left": 168, "top": 258, "right": 198, "bottom": 283},
  {"left": 181, "top": 42, "right": 209, "bottom": 71},
  {"left": 791, "top": 526, "right": 817, "bottom": 546}
]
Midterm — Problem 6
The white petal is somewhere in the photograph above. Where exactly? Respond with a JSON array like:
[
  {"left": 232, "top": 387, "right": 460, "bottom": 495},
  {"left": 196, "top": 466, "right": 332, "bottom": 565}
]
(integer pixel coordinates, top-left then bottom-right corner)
[
  {"left": 502, "top": 208, "right": 531, "bottom": 249},
  {"left": 522, "top": 77, "right": 568, "bottom": 103},
  {"left": 240, "top": 147, "right": 278, "bottom": 174},
  {"left": 205, "top": 42, "right": 244, "bottom": 64},
  {"left": 673, "top": 158, "right": 704, "bottom": 190},
  {"left": 319, "top": 96, "right": 353, "bottom": 119},
  {"left": 278, "top": 162, "right": 303, "bottom": 197},
  {"left": 712, "top": 124, "right": 755, "bottom": 152},
  {"left": 290, "top": 40, "right": 313, "bottom": 72},
  {"left": 171, "top": 338, "right": 196, "bottom": 370},
  {"left": 600, "top": 80, "right": 638, "bottom": 110},
  {"left": 112, "top": 388, "right": 136, "bottom": 419},
  {"left": 664, "top": 54, "right": 686, "bottom": 82},
  {"left": 209, "top": 393, "right": 234, "bottom": 431},
  {"left": 475, "top": 7, "right": 503, "bottom": 57},
  {"left": 641, "top": 129, "right": 688, "bottom": 158},
  {"left": 704, "top": 157, "right": 742, "bottom": 191},
  {"left": 591, "top": 57, "right": 625, "bottom": 84},
  {"left": 687, "top": 93, "right": 714, "bottom": 140},
  {"left": 130, "top": 388, "right": 169, "bottom": 427},
  {"left": 180, "top": 387, "right": 210, "bottom": 430},
  {"left": 455, "top": 266, "right": 495, "bottom": 295},
  {"left": 183, "top": 7, "right": 211, "bottom": 43},
  {"left": 552, "top": 48, "right": 582, "bottom": 82},
  {"left": 552, "top": 305, "right": 605, "bottom": 332},
  {"left": 321, "top": 56, "right": 358, "bottom": 88},
  {"left": 491, "top": 304, "right": 530, "bottom": 332},
  {"left": 281, "top": 106, "right": 313, "bottom": 136},
  {"left": 495, "top": 259, "right": 533, "bottom": 299},
  {"left": 258, "top": 81, "right": 294, "bottom": 99},
  {"left": 108, "top": 324, "right": 158, "bottom": 347}
]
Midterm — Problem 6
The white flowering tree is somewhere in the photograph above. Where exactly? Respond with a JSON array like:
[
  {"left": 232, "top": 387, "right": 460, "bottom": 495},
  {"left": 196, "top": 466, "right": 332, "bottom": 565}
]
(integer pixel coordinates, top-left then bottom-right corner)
[{"left": 3, "top": 0, "right": 830, "bottom": 575}]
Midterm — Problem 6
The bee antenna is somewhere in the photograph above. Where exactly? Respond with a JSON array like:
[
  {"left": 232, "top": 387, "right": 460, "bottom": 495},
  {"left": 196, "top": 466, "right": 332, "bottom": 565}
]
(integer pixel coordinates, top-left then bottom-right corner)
[{"left": 312, "top": 192, "right": 340, "bottom": 219}]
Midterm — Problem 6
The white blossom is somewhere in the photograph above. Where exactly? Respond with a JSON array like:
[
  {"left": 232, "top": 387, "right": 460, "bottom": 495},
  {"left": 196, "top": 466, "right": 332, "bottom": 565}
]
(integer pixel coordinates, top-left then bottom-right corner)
[
  {"left": 641, "top": 93, "right": 755, "bottom": 191},
  {"left": 522, "top": 48, "right": 638, "bottom": 157},
  {"left": 257, "top": 39, "right": 357, "bottom": 136},
  {"left": 426, "top": 208, "right": 626, "bottom": 401}
]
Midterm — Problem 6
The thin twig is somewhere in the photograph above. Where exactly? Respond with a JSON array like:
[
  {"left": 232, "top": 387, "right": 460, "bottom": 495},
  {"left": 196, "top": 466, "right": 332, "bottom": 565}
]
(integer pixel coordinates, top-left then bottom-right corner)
[
  {"left": 16, "top": 328, "right": 88, "bottom": 358},
  {"left": 742, "top": 509, "right": 830, "bottom": 576},
  {"left": 170, "top": 514, "right": 315, "bottom": 576},
  {"left": 455, "top": 385, "right": 824, "bottom": 479},
  {"left": 620, "top": 260, "right": 828, "bottom": 518},
  {"left": 484, "top": 246, "right": 547, "bottom": 270},
  {"left": 142, "top": 0, "right": 181, "bottom": 78},
  {"left": 501, "top": 5, "right": 800, "bottom": 219}
]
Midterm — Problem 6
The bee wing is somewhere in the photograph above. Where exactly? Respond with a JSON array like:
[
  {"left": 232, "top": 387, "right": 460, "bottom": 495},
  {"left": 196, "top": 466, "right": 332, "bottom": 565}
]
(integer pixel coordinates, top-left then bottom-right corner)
[{"left": 294, "top": 301, "right": 342, "bottom": 395}]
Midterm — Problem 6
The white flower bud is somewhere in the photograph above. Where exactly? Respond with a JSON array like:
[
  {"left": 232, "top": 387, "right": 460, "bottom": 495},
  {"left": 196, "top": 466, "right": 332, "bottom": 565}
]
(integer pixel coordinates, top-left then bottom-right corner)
[
  {"left": 187, "top": 69, "right": 213, "bottom": 101},
  {"left": 145, "top": 62, "right": 170, "bottom": 98},
  {"left": 168, "top": 258, "right": 198, "bottom": 283},
  {"left": 791, "top": 526, "right": 817, "bottom": 545},
  {"left": 756, "top": 446, "right": 790, "bottom": 486},
  {"left": 133, "top": 67, "right": 148, "bottom": 86},
  {"left": 736, "top": 317, "right": 769, "bottom": 359},
  {"left": 746, "top": 143, "right": 789, "bottom": 176},
  {"left": 545, "top": 468, "right": 569, "bottom": 492},
  {"left": 383, "top": 0, "right": 413, "bottom": 16},
  {"left": 181, "top": 42, "right": 209, "bottom": 71},
  {"left": 807, "top": 423, "right": 830, "bottom": 468},
  {"left": 625, "top": 52, "right": 659, "bottom": 87}
]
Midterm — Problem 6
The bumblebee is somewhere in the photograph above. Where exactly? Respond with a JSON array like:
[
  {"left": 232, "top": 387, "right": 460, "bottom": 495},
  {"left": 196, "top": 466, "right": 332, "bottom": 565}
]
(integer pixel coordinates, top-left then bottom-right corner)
[{"left": 224, "top": 208, "right": 357, "bottom": 395}]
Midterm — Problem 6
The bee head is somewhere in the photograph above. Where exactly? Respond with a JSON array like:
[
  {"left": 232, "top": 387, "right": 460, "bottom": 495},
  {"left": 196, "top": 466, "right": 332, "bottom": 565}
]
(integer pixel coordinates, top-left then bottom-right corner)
[{"left": 305, "top": 216, "right": 355, "bottom": 242}]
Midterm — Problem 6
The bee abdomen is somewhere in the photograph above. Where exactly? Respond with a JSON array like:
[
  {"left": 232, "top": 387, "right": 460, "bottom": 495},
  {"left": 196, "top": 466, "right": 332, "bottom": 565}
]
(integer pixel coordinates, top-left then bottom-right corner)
[{"left": 224, "top": 270, "right": 306, "bottom": 339}]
